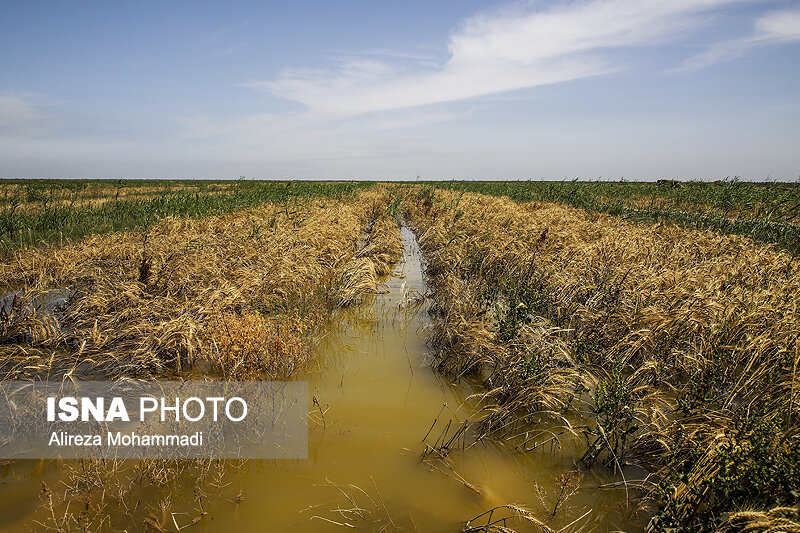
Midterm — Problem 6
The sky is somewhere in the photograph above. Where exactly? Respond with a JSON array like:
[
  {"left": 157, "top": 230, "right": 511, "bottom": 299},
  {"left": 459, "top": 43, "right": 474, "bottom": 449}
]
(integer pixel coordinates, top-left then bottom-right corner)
[{"left": 1, "top": 0, "right": 799, "bottom": 180}]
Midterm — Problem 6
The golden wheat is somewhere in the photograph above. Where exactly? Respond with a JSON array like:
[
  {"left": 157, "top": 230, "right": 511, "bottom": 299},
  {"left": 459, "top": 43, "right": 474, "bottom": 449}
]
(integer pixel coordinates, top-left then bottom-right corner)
[{"left": 402, "top": 186, "right": 800, "bottom": 531}]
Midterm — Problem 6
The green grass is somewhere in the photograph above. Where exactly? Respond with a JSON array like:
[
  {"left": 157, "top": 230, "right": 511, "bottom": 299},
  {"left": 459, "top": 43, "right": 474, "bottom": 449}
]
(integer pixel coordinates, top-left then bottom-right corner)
[
  {"left": 0, "top": 179, "right": 372, "bottom": 253},
  {"left": 8, "top": 177, "right": 800, "bottom": 255},
  {"left": 433, "top": 179, "right": 800, "bottom": 254}
]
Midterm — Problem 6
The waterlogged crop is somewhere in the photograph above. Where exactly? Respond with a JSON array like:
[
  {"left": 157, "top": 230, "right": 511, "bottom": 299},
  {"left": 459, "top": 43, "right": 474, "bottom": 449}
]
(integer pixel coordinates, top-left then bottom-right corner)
[
  {"left": 2, "top": 178, "right": 799, "bottom": 532},
  {"left": 0, "top": 179, "right": 372, "bottom": 252},
  {"left": 402, "top": 185, "right": 800, "bottom": 531},
  {"left": 0, "top": 185, "right": 403, "bottom": 530},
  {"left": 436, "top": 179, "right": 800, "bottom": 254}
]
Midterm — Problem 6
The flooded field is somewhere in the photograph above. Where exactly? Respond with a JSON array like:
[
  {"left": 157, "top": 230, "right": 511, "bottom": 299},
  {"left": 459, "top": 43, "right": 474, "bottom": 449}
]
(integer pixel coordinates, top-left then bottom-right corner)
[
  {"left": 4, "top": 184, "right": 796, "bottom": 532},
  {"left": 197, "top": 227, "right": 631, "bottom": 532},
  {"left": 0, "top": 226, "right": 639, "bottom": 532}
]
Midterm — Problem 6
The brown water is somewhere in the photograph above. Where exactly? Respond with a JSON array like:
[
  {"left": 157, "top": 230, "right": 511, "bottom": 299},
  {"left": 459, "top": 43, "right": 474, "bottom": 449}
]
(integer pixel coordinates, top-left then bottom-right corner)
[{"left": 0, "top": 227, "right": 641, "bottom": 532}]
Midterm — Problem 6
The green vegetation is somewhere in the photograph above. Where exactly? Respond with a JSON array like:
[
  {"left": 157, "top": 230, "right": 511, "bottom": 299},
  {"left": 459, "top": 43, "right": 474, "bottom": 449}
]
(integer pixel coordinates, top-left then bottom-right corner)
[
  {"left": 0, "top": 179, "right": 372, "bottom": 253},
  {"left": 8, "top": 178, "right": 800, "bottom": 254},
  {"left": 435, "top": 179, "right": 800, "bottom": 254}
]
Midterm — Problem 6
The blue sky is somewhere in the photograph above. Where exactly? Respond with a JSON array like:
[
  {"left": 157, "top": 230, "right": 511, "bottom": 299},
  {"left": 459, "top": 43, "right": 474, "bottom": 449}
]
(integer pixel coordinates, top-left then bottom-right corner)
[{"left": 1, "top": 0, "right": 799, "bottom": 180}]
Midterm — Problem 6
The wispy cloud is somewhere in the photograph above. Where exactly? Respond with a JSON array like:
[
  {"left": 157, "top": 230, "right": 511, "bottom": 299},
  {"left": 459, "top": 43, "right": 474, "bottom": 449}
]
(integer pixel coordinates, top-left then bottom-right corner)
[
  {"left": 0, "top": 92, "right": 62, "bottom": 135},
  {"left": 682, "top": 8, "right": 800, "bottom": 70},
  {"left": 212, "top": 41, "right": 247, "bottom": 58},
  {"left": 244, "top": 0, "right": 752, "bottom": 116},
  {"left": 3, "top": 1, "right": 798, "bottom": 179}
]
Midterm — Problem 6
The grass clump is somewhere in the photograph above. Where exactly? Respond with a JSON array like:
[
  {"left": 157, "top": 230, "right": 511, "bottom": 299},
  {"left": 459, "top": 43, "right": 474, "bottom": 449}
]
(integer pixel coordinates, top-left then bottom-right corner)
[{"left": 202, "top": 311, "right": 309, "bottom": 379}]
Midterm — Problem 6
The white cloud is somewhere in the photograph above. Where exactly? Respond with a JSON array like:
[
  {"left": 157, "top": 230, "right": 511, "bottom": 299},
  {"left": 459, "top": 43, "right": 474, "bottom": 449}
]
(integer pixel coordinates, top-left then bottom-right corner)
[
  {"left": 245, "top": 0, "right": 751, "bottom": 116},
  {"left": 3, "top": 1, "right": 798, "bottom": 179},
  {"left": 682, "top": 8, "right": 800, "bottom": 70},
  {"left": 0, "top": 93, "right": 56, "bottom": 129},
  {"left": 755, "top": 8, "right": 800, "bottom": 42}
]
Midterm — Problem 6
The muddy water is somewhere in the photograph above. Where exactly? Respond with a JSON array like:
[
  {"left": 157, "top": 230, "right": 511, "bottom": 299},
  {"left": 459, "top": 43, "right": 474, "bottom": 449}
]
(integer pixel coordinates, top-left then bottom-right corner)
[
  {"left": 0, "top": 228, "right": 640, "bottom": 532},
  {"left": 196, "top": 227, "right": 639, "bottom": 532}
]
